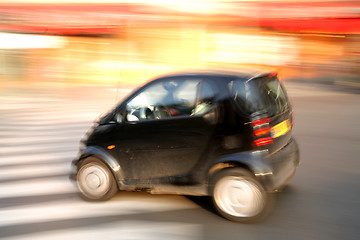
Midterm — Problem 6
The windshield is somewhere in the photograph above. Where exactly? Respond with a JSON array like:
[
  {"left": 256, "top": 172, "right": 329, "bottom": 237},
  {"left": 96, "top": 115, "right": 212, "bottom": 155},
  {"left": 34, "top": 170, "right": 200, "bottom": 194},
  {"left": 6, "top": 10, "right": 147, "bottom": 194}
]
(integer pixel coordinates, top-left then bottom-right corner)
[{"left": 229, "top": 76, "right": 289, "bottom": 116}]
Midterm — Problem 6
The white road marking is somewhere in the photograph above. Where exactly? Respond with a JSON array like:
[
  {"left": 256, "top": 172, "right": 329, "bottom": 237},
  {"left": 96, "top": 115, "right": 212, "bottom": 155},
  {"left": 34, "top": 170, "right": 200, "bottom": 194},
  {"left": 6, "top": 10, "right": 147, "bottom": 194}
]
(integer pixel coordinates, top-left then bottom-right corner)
[
  {"left": 0, "top": 195, "right": 197, "bottom": 228},
  {"left": 0, "top": 145, "right": 79, "bottom": 157},
  {"left": 3, "top": 221, "right": 202, "bottom": 240},
  {"left": 1, "top": 113, "right": 100, "bottom": 123},
  {"left": 0, "top": 162, "right": 71, "bottom": 181},
  {"left": 0, "top": 153, "right": 74, "bottom": 166},
  {"left": 0, "top": 178, "right": 76, "bottom": 199},
  {"left": 0, "top": 135, "right": 83, "bottom": 145}
]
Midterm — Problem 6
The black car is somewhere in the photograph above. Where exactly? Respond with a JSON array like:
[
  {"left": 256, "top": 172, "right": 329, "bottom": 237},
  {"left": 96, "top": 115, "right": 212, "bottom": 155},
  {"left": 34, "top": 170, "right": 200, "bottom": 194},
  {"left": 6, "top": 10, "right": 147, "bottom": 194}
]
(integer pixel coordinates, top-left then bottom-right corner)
[{"left": 71, "top": 70, "right": 300, "bottom": 222}]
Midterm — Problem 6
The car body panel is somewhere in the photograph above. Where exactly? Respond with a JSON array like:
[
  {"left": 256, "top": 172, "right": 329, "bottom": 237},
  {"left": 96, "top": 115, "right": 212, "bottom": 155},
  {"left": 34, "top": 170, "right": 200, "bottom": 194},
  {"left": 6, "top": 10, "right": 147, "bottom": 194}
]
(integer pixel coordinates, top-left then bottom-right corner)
[{"left": 112, "top": 115, "right": 215, "bottom": 180}]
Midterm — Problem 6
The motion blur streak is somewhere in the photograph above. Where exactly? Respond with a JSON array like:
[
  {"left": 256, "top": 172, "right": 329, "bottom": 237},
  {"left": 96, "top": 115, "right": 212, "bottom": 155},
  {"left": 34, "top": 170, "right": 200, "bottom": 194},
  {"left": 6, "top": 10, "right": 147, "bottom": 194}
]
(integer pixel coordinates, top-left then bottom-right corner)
[
  {"left": 0, "top": 0, "right": 359, "bottom": 87},
  {"left": 0, "top": 0, "right": 359, "bottom": 240}
]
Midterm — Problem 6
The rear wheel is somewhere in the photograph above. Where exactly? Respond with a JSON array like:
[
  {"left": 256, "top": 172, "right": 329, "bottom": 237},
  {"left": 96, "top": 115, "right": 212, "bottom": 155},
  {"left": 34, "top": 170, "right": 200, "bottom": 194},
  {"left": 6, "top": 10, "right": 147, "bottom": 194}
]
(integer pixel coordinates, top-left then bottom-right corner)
[
  {"left": 76, "top": 157, "right": 117, "bottom": 201},
  {"left": 211, "top": 168, "right": 268, "bottom": 222}
]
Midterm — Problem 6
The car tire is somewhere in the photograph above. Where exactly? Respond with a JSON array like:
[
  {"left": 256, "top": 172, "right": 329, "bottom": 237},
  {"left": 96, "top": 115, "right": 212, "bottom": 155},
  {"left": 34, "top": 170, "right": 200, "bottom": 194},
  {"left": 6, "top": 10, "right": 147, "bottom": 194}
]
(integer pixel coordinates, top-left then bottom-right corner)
[
  {"left": 211, "top": 168, "right": 268, "bottom": 222},
  {"left": 76, "top": 157, "right": 118, "bottom": 201}
]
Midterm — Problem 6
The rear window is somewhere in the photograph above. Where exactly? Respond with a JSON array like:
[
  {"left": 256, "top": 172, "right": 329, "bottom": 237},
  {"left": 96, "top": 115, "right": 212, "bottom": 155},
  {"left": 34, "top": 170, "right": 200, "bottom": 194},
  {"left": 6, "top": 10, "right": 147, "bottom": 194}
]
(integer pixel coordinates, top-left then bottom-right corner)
[{"left": 229, "top": 76, "right": 289, "bottom": 116}]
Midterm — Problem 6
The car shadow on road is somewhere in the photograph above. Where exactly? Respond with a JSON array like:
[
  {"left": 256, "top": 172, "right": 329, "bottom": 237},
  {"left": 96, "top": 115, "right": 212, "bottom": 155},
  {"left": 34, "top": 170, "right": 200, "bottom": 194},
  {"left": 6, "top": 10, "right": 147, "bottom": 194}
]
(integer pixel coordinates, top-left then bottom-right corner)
[{"left": 185, "top": 196, "right": 218, "bottom": 216}]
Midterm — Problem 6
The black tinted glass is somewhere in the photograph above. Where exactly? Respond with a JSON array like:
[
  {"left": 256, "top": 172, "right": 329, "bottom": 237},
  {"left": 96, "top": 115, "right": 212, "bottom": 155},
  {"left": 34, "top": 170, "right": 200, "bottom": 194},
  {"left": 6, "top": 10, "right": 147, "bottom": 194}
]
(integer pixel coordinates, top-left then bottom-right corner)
[
  {"left": 229, "top": 79, "right": 261, "bottom": 114},
  {"left": 229, "top": 77, "right": 288, "bottom": 116},
  {"left": 256, "top": 77, "right": 288, "bottom": 115}
]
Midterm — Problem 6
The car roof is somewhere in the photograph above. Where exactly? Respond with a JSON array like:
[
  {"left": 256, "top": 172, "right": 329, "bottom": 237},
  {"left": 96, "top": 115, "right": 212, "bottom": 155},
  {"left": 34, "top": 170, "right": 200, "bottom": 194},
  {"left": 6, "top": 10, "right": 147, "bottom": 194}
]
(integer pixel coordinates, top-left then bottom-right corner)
[{"left": 154, "top": 68, "right": 274, "bottom": 81}]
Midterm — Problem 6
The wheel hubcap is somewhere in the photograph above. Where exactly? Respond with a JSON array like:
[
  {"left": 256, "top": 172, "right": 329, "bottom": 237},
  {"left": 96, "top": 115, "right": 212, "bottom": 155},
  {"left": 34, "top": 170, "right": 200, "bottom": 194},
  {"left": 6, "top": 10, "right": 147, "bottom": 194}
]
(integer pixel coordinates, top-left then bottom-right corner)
[
  {"left": 214, "top": 176, "right": 265, "bottom": 217},
  {"left": 86, "top": 173, "right": 102, "bottom": 189},
  {"left": 77, "top": 164, "right": 111, "bottom": 198}
]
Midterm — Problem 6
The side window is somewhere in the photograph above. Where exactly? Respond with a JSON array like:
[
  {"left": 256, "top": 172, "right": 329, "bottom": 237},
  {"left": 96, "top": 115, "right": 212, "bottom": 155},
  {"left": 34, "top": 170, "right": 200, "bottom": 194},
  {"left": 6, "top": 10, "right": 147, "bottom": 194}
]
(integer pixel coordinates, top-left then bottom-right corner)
[
  {"left": 229, "top": 77, "right": 289, "bottom": 115},
  {"left": 260, "top": 79, "right": 288, "bottom": 115},
  {"left": 126, "top": 78, "right": 200, "bottom": 121},
  {"left": 228, "top": 79, "right": 260, "bottom": 114},
  {"left": 192, "top": 81, "right": 217, "bottom": 115}
]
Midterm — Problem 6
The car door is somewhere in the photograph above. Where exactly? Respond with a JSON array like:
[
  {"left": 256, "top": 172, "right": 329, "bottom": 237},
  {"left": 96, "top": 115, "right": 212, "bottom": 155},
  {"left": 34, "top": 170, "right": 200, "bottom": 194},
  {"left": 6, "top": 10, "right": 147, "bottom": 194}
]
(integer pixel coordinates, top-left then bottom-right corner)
[{"left": 114, "top": 77, "right": 218, "bottom": 181}]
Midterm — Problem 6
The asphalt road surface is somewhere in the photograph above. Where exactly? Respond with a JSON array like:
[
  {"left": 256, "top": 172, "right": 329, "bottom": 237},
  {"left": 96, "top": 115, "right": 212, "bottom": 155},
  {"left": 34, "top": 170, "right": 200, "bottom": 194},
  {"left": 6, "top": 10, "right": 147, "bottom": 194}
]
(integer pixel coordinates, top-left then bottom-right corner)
[{"left": 0, "top": 82, "right": 359, "bottom": 240}]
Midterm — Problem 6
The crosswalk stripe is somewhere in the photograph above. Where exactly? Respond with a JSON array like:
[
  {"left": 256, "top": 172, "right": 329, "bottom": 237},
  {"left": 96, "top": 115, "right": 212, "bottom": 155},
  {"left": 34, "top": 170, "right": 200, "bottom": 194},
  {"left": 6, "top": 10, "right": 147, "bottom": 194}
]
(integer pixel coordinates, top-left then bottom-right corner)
[
  {"left": 2, "top": 221, "right": 202, "bottom": 240},
  {"left": 0, "top": 135, "right": 84, "bottom": 145},
  {"left": 0, "top": 115, "right": 100, "bottom": 124},
  {"left": 0, "top": 125, "right": 88, "bottom": 134},
  {"left": 0, "top": 162, "right": 71, "bottom": 181},
  {"left": 0, "top": 194, "right": 196, "bottom": 228},
  {"left": 0, "top": 144, "right": 79, "bottom": 156},
  {"left": 0, "top": 151, "right": 76, "bottom": 166},
  {"left": 0, "top": 178, "right": 76, "bottom": 199}
]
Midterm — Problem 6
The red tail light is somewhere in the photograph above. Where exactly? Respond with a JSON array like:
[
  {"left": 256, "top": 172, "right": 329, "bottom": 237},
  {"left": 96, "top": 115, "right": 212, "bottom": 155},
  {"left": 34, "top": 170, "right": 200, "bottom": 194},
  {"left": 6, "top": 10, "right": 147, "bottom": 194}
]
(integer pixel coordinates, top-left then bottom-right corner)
[
  {"left": 251, "top": 117, "right": 273, "bottom": 146},
  {"left": 251, "top": 117, "right": 270, "bottom": 127},
  {"left": 268, "top": 72, "right": 277, "bottom": 78},
  {"left": 253, "top": 127, "right": 271, "bottom": 136},
  {"left": 252, "top": 137, "right": 274, "bottom": 146},
  {"left": 291, "top": 112, "right": 294, "bottom": 127}
]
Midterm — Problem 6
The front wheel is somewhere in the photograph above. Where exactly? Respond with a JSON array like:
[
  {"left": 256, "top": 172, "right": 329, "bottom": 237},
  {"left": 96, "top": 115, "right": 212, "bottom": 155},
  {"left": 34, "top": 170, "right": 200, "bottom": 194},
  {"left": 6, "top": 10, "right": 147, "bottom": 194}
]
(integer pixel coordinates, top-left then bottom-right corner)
[
  {"left": 76, "top": 157, "right": 118, "bottom": 201},
  {"left": 211, "top": 168, "right": 268, "bottom": 222}
]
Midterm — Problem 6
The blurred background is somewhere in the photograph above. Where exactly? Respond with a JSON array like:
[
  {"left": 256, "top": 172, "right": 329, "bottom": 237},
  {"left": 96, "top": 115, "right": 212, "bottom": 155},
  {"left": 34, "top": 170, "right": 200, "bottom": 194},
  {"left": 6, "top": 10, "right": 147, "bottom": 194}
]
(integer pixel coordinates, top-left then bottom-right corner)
[
  {"left": 1, "top": 0, "right": 359, "bottom": 88},
  {"left": 0, "top": 1, "right": 359, "bottom": 240}
]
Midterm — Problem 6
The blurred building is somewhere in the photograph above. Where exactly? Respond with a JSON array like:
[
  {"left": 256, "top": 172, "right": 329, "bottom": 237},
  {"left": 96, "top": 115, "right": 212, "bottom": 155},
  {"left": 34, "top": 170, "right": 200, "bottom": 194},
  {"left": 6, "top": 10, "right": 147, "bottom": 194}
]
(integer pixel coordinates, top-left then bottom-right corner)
[{"left": 0, "top": 1, "right": 359, "bottom": 86}]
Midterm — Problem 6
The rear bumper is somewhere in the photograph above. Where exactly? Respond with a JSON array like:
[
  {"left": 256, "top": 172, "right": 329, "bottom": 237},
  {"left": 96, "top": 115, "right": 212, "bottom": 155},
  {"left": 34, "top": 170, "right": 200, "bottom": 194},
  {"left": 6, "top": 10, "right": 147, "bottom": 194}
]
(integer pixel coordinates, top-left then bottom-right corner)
[{"left": 255, "top": 138, "right": 300, "bottom": 192}]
